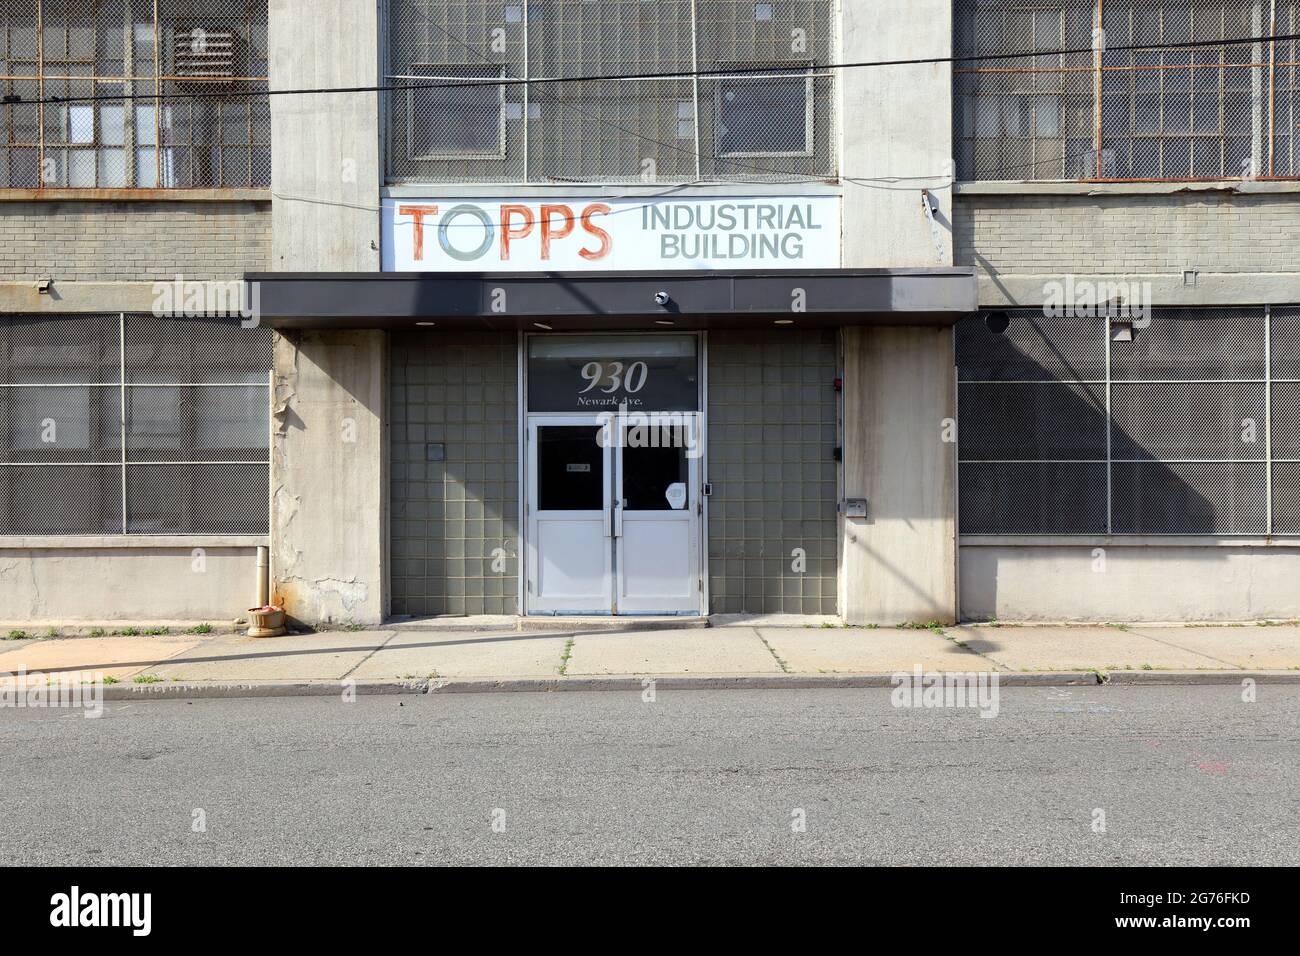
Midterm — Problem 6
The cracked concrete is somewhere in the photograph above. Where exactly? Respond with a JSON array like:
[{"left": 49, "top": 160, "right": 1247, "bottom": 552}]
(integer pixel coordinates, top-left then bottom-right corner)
[
  {"left": 270, "top": 330, "right": 386, "bottom": 626},
  {"left": 0, "top": 547, "right": 260, "bottom": 621},
  {"left": 0, "top": 624, "right": 1294, "bottom": 691}
]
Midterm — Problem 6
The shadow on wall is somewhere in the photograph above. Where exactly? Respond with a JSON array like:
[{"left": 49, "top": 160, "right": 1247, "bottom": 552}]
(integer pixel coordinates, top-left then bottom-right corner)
[
  {"left": 955, "top": 308, "right": 1274, "bottom": 540},
  {"left": 955, "top": 308, "right": 1265, "bottom": 621}
]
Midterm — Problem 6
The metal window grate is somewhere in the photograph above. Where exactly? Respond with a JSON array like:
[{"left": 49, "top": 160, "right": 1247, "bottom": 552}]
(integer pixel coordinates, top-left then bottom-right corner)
[
  {"left": 955, "top": 0, "right": 1300, "bottom": 181},
  {"left": 385, "top": 0, "right": 837, "bottom": 184},
  {"left": 0, "top": 0, "right": 270, "bottom": 189},
  {"left": 957, "top": 307, "right": 1300, "bottom": 534},
  {"left": 0, "top": 313, "right": 271, "bottom": 535}
]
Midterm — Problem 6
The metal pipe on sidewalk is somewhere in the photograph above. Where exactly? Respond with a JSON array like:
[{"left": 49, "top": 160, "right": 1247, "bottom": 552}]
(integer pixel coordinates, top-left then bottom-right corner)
[{"left": 256, "top": 546, "right": 270, "bottom": 608}]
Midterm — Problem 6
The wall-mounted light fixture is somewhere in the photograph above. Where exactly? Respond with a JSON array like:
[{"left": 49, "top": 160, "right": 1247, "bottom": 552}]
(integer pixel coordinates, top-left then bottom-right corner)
[{"left": 984, "top": 310, "right": 1010, "bottom": 334}]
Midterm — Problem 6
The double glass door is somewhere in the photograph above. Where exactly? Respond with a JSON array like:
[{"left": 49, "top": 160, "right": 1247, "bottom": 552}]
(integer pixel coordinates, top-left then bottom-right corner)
[{"left": 526, "top": 414, "right": 700, "bottom": 614}]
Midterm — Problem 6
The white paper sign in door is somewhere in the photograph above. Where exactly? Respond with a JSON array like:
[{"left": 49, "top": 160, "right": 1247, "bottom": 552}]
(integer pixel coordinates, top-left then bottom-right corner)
[{"left": 664, "top": 483, "right": 687, "bottom": 510}]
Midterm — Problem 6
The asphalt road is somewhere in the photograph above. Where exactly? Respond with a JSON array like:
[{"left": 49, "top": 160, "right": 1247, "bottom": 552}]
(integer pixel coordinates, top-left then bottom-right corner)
[{"left": 1, "top": 686, "right": 1297, "bottom": 865}]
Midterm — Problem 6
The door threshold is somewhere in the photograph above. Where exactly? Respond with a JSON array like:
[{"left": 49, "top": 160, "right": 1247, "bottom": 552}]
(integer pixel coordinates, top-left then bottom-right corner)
[
  {"left": 520, "top": 615, "right": 709, "bottom": 632},
  {"left": 387, "top": 614, "right": 708, "bottom": 633}
]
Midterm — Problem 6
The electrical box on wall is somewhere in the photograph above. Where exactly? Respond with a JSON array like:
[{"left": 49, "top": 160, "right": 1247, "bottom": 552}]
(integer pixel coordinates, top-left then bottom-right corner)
[{"left": 841, "top": 498, "right": 868, "bottom": 519}]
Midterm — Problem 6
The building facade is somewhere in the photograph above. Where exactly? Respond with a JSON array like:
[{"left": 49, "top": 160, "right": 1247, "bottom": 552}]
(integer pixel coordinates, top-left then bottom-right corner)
[{"left": 2, "top": 0, "right": 1298, "bottom": 625}]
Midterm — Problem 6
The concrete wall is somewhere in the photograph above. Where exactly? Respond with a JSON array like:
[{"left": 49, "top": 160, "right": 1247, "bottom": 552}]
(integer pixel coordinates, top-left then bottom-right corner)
[
  {"left": 834, "top": 2, "right": 960, "bottom": 625},
  {"left": 840, "top": 0, "right": 952, "bottom": 268},
  {"left": 272, "top": 331, "right": 387, "bottom": 625},
  {"left": 961, "top": 543, "right": 1300, "bottom": 623},
  {"left": 0, "top": 544, "right": 259, "bottom": 622},
  {"left": 269, "top": 0, "right": 381, "bottom": 272},
  {"left": 840, "top": 326, "right": 957, "bottom": 624},
  {"left": 268, "top": 0, "right": 385, "bottom": 624},
  {"left": 0, "top": 201, "right": 270, "bottom": 281}
]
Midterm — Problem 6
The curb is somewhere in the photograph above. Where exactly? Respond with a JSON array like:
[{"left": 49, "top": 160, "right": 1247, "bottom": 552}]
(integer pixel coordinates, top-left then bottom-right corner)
[
  {"left": 1102, "top": 670, "right": 1300, "bottom": 685},
  {"left": 425, "top": 673, "right": 1100, "bottom": 692},
  {"left": 95, "top": 671, "right": 1097, "bottom": 699},
  {"left": 100, "top": 681, "right": 425, "bottom": 701},
  {"left": 86, "top": 670, "right": 1300, "bottom": 701}
]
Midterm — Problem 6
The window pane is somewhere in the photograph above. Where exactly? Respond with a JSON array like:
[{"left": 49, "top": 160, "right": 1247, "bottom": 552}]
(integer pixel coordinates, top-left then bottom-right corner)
[
  {"left": 1034, "top": 96, "right": 1061, "bottom": 137},
  {"left": 409, "top": 66, "right": 503, "bottom": 157},
  {"left": 7, "top": 386, "right": 119, "bottom": 461},
  {"left": 98, "top": 148, "right": 126, "bottom": 186},
  {"left": 537, "top": 426, "right": 604, "bottom": 511},
  {"left": 196, "top": 387, "right": 269, "bottom": 457},
  {"left": 135, "top": 105, "right": 158, "bottom": 146},
  {"left": 622, "top": 440, "right": 688, "bottom": 511},
  {"left": 67, "top": 150, "right": 95, "bottom": 186},
  {"left": 101, "top": 105, "right": 126, "bottom": 146},
  {"left": 718, "top": 73, "right": 809, "bottom": 155},
  {"left": 126, "top": 387, "right": 183, "bottom": 456},
  {"left": 134, "top": 22, "right": 156, "bottom": 59},
  {"left": 136, "top": 148, "right": 158, "bottom": 187},
  {"left": 67, "top": 105, "right": 94, "bottom": 143}
]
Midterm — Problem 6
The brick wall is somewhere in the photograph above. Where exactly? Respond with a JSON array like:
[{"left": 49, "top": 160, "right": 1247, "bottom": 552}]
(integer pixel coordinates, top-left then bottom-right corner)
[
  {"left": 0, "top": 201, "right": 272, "bottom": 282},
  {"left": 955, "top": 192, "right": 1300, "bottom": 276}
]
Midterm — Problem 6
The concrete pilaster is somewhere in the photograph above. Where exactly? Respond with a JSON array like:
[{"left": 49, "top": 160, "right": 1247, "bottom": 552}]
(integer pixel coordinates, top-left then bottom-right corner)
[
  {"left": 268, "top": 0, "right": 385, "bottom": 624},
  {"left": 839, "top": 326, "right": 957, "bottom": 624}
]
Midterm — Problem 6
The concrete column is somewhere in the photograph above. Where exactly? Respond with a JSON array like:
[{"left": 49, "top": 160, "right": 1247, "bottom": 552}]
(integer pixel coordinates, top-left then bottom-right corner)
[
  {"left": 837, "top": 2, "right": 958, "bottom": 623},
  {"left": 268, "top": 0, "right": 385, "bottom": 624},
  {"left": 272, "top": 331, "right": 387, "bottom": 625},
  {"left": 840, "top": 0, "right": 953, "bottom": 268},
  {"left": 840, "top": 326, "right": 957, "bottom": 624},
  {"left": 268, "top": 0, "right": 381, "bottom": 272}
]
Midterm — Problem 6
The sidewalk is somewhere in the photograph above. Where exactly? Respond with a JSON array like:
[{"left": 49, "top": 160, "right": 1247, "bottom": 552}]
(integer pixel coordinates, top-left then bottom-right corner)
[{"left": 1, "top": 620, "right": 1298, "bottom": 697}]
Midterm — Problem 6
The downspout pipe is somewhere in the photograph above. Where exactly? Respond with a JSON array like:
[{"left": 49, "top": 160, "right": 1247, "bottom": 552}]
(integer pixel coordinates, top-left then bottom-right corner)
[{"left": 256, "top": 545, "right": 270, "bottom": 608}]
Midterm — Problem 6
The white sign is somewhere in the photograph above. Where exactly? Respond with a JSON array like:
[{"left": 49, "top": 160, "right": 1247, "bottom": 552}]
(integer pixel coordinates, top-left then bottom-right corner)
[
  {"left": 664, "top": 483, "right": 687, "bottom": 510},
  {"left": 381, "top": 196, "right": 840, "bottom": 272}
]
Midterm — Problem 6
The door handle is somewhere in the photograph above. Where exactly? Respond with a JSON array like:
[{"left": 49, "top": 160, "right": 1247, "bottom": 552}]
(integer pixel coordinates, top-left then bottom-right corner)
[{"left": 613, "top": 501, "right": 623, "bottom": 538}]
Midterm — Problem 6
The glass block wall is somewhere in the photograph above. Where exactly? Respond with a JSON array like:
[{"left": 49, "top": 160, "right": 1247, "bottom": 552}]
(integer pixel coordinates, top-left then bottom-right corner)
[
  {"left": 390, "top": 330, "right": 520, "bottom": 616},
  {"left": 706, "top": 329, "right": 838, "bottom": 614},
  {"left": 386, "top": 0, "right": 837, "bottom": 184}
]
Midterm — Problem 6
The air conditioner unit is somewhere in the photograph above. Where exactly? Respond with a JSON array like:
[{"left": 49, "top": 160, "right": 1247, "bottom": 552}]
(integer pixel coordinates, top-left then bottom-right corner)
[{"left": 173, "top": 26, "right": 237, "bottom": 82}]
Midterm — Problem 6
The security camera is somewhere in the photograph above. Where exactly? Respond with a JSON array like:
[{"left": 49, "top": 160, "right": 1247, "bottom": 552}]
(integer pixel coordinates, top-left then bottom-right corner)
[{"left": 653, "top": 291, "right": 671, "bottom": 307}]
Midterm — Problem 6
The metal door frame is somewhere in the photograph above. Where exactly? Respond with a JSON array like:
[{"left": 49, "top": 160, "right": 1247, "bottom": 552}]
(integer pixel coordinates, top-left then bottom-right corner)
[{"left": 518, "top": 331, "right": 708, "bottom": 617}]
